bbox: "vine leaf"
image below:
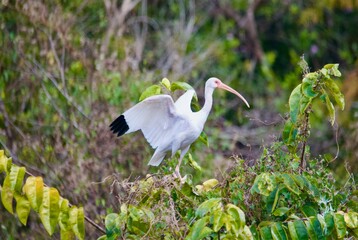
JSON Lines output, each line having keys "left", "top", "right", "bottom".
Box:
{"left": 23, "top": 176, "right": 44, "bottom": 212}
{"left": 14, "top": 194, "right": 31, "bottom": 225}
{"left": 69, "top": 206, "right": 85, "bottom": 240}
{"left": 1, "top": 174, "right": 14, "bottom": 213}
{"left": 39, "top": 187, "right": 60, "bottom": 235}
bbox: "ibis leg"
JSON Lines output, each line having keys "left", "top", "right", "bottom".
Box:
{"left": 174, "top": 145, "right": 190, "bottom": 181}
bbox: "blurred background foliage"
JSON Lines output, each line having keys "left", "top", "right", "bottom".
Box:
{"left": 0, "top": 0, "right": 357, "bottom": 238}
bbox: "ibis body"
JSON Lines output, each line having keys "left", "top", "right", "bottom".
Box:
{"left": 110, "top": 78, "right": 249, "bottom": 178}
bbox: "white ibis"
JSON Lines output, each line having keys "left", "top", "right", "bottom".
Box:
{"left": 110, "top": 77, "right": 250, "bottom": 179}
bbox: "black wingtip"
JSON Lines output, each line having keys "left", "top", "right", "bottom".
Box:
{"left": 110, "top": 115, "right": 129, "bottom": 137}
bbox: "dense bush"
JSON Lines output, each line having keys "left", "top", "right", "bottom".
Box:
{"left": 1, "top": 0, "right": 357, "bottom": 238}
{"left": 1, "top": 63, "right": 357, "bottom": 239}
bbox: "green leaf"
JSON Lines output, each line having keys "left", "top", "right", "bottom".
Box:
{"left": 187, "top": 153, "right": 202, "bottom": 172}
{"left": 250, "top": 225, "right": 260, "bottom": 240}
{"left": 282, "top": 120, "right": 298, "bottom": 150}
{"left": 299, "top": 95, "right": 312, "bottom": 114}
{"left": 1, "top": 175, "right": 14, "bottom": 214}
{"left": 161, "top": 78, "right": 171, "bottom": 90}
{"left": 324, "top": 213, "right": 334, "bottom": 236}
{"left": 9, "top": 165, "right": 26, "bottom": 192}
{"left": 198, "top": 131, "right": 209, "bottom": 147}
{"left": 289, "top": 84, "right": 302, "bottom": 123}
{"left": 344, "top": 211, "right": 358, "bottom": 229}
{"left": 324, "top": 94, "right": 335, "bottom": 125}
{"left": 266, "top": 185, "right": 282, "bottom": 213}
{"left": 186, "top": 216, "right": 212, "bottom": 240}
{"left": 288, "top": 220, "right": 308, "bottom": 240}
{"left": 334, "top": 213, "right": 346, "bottom": 239}
{"left": 139, "top": 84, "right": 161, "bottom": 101}
{"left": 305, "top": 217, "right": 324, "bottom": 240}
{"left": 301, "top": 204, "right": 318, "bottom": 217}
{"left": 23, "top": 176, "right": 44, "bottom": 212}
{"left": 69, "top": 206, "right": 85, "bottom": 240}
{"left": 290, "top": 175, "right": 309, "bottom": 190}
{"left": 195, "top": 198, "right": 222, "bottom": 217}
{"left": 271, "top": 222, "right": 288, "bottom": 240}
{"left": 302, "top": 82, "right": 318, "bottom": 98}
{"left": 105, "top": 213, "right": 121, "bottom": 238}
{"left": 259, "top": 226, "right": 273, "bottom": 240}
{"left": 281, "top": 174, "right": 300, "bottom": 195}
{"left": 14, "top": 194, "right": 31, "bottom": 225}
{"left": 295, "top": 220, "right": 309, "bottom": 239}
{"left": 272, "top": 207, "right": 290, "bottom": 217}
{"left": 39, "top": 187, "right": 60, "bottom": 236}
{"left": 171, "top": 81, "right": 194, "bottom": 92}
{"left": 324, "top": 77, "right": 345, "bottom": 110}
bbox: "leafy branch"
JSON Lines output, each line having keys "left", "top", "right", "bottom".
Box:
{"left": 0, "top": 150, "right": 104, "bottom": 239}
{"left": 283, "top": 62, "right": 345, "bottom": 172}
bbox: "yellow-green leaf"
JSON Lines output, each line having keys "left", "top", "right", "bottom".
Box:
{"left": 281, "top": 174, "right": 300, "bottom": 195}
{"left": 70, "top": 206, "right": 85, "bottom": 240}
{"left": 227, "top": 204, "right": 246, "bottom": 232}
{"left": 139, "top": 85, "right": 161, "bottom": 101}
{"left": 161, "top": 78, "right": 171, "bottom": 90}
{"left": 9, "top": 165, "right": 26, "bottom": 192}
{"left": 59, "top": 198, "right": 71, "bottom": 231}
{"left": 202, "top": 179, "right": 219, "bottom": 191}
{"left": 1, "top": 175, "right": 14, "bottom": 213}
{"left": 323, "top": 63, "right": 341, "bottom": 77}
{"left": 289, "top": 84, "right": 302, "bottom": 123}
{"left": 0, "top": 150, "right": 12, "bottom": 174}
{"left": 0, "top": 150, "right": 11, "bottom": 173}
{"left": 324, "top": 77, "right": 345, "bottom": 110}
{"left": 344, "top": 211, "right": 358, "bottom": 229}
{"left": 334, "top": 213, "right": 347, "bottom": 239}
{"left": 14, "top": 194, "right": 31, "bottom": 225}
{"left": 39, "top": 187, "right": 60, "bottom": 235}
{"left": 324, "top": 94, "right": 335, "bottom": 125}
{"left": 23, "top": 176, "right": 44, "bottom": 212}
{"left": 60, "top": 229, "right": 76, "bottom": 240}
{"left": 196, "top": 198, "right": 222, "bottom": 217}
{"left": 187, "top": 153, "right": 202, "bottom": 172}
{"left": 212, "top": 211, "right": 225, "bottom": 232}
{"left": 272, "top": 207, "right": 290, "bottom": 217}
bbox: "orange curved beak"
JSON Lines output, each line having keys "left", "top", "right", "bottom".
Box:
{"left": 217, "top": 82, "right": 250, "bottom": 108}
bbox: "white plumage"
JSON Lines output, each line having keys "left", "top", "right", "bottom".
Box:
{"left": 110, "top": 77, "right": 249, "bottom": 179}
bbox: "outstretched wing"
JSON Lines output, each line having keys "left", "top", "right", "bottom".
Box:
{"left": 174, "top": 89, "right": 195, "bottom": 115}
{"left": 110, "top": 95, "right": 179, "bottom": 149}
